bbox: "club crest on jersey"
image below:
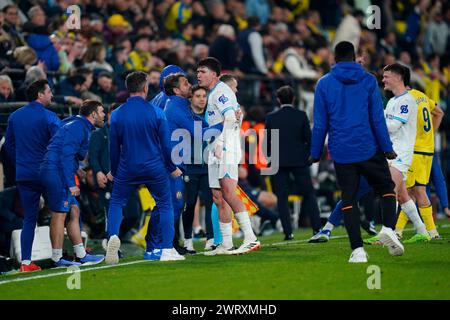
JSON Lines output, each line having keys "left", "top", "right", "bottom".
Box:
{"left": 208, "top": 110, "right": 215, "bottom": 116}
{"left": 400, "top": 105, "right": 408, "bottom": 114}
{"left": 218, "top": 94, "right": 229, "bottom": 104}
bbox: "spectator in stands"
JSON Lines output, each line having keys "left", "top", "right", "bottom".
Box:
{"left": 245, "top": 0, "right": 270, "bottom": 25}
{"left": 205, "top": 0, "right": 232, "bottom": 32}
{"left": 107, "top": 45, "right": 129, "bottom": 91}
{"left": 56, "top": 74, "right": 85, "bottom": 99}
{"left": 238, "top": 16, "right": 268, "bottom": 75}
{"left": 165, "top": 0, "right": 193, "bottom": 33}
{"left": 84, "top": 41, "right": 113, "bottom": 72}
{"left": 24, "top": 6, "right": 60, "bottom": 73}
{"left": 210, "top": 24, "right": 240, "bottom": 73}
{"left": 332, "top": 9, "right": 365, "bottom": 52}
{"left": 104, "top": 14, "right": 132, "bottom": 45}
{"left": 0, "top": 75, "right": 14, "bottom": 102}
{"left": 93, "top": 71, "right": 116, "bottom": 105}
{"left": 11, "top": 46, "right": 37, "bottom": 70}
{"left": 14, "top": 66, "right": 46, "bottom": 101}
{"left": 0, "top": 11, "right": 14, "bottom": 62}
{"left": 1, "top": 4, "right": 25, "bottom": 50}
{"left": 126, "top": 34, "right": 157, "bottom": 72}
{"left": 59, "top": 38, "right": 86, "bottom": 74}
{"left": 147, "top": 69, "right": 161, "bottom": 101}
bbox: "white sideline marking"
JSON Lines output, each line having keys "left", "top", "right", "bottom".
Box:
{"left": 1, "top": 225, "right": 448, "bottom": 286}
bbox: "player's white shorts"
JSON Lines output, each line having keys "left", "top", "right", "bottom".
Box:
{"left": 208, "top": 150, "right": 239, "bottom": 188}
{"left": 387, "top": 152, "right": 413, "bottom": 181}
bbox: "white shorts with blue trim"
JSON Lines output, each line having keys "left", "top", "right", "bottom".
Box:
{"left": 387, "top": 151, "right": 413, "bottom": 181}
{"left": 207, "top": 150, "right": 239, "bottom": 188}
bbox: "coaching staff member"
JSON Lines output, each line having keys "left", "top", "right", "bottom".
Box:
{"left": 265, "top": 85, "right": 321, "bottom": 241}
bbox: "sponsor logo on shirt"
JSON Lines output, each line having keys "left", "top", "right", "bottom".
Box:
{"left": 400, "top": 105, "right": 409, "bottom": 114}
{"left": 208, "top": 110, "right": 215, "bottom": 116}
{"left": 218, "top": 94, "right": 229, "bottom": 104}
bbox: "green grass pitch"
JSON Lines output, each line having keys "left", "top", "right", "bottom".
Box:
{"left": 1, "top": 220, "right": 449, "bottom": 300}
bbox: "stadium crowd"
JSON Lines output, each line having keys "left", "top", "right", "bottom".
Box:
{"left": 0, "top": 0, "right": 450, "bottom": 268}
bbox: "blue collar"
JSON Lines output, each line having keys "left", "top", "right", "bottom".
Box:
{"left": 127, "top": 96, "right": 146, "bottom": 103}
{"left": 29, "top": 101, "right": 46, "bottom": 109}
{"left": 394, "top": 91, "right": 408, "bottom": 99}
{"left": 76, "top": 115, "right": 95, "bottom": 131}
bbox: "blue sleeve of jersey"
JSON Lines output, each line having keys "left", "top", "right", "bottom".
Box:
{"left": 47, "top": 111, "right": 62, "bottom": 137}
{"left": 60, "top": 126, "right": 81, "bottom": 188}
{"left": 156, "top": 109, "right": 177, "bottom": 173}
{"left": 109, "top": 112, "right": 121, "bottom": 177}
{"left": 311, "top": 80, "right": 328, "bottom": 159}
{"left": 368, "top": 77, "right": 393, "bottom": 153}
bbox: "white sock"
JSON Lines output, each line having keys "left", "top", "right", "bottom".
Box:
{"left": 52, "top": 249, "right": 63, "bottom": 262}
{"left": 323, "top": 222, "right": 335, "bottom": 232}
{"left": 235, "top": 211, "right": 257, "bottom": 243}
{"left": 400, "top": 200, "right": 427, "bottom": 234}
{"left": 73, "top": 243, "right": 86, "bottom": 258}
{"left": 219, "top": 221, "right": 233, "bottom": 249}
{"left": 193, "top": 226, "right": 201, "bottom": 234}
{"left": 22, "top": 260, "right": 31, "bottom": 265}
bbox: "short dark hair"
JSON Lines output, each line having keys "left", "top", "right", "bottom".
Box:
{"left": 219, "top": 74, "right": 236, "bottom": 85}
{"left": 191, "top": 85, "right": 207, "bottom": 95}
{"left": 2, "top": 4, "right": 17, "bottom": 13}
{"left": 74, "top": 67, "right": 92, "bottom": 77}
{"left": 79, "top": 99, "right": 103, "bottom": 117}
{"left": 334, "top": 41, "right": 356, "bottom": 62}
{"left": 197, "top": 57, "right": 221, "bottom": 77}
{"left": 163, "top": 73, "right": 186, "bottom": 96}
{"left": 383, "top": 63, "right": 408, "bottom": 81}
{"left": 26, "top": 79, "right": 49, "bottom": 102}
{"left": 125, "top": 71, "right": 148, "bottom": 93}
{"left": 402, "top": 65, "right": 411, "bottom": 86}
{"left": 68, "top": 75, "right": 86, "bottom": 87}
{"left": 276, "top": 85, "right": 295, "bottom": 105}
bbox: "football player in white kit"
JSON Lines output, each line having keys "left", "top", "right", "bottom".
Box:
{"left": 381, "top": 63, "right": 430, "bottom": 242}
{"left": 196, "top": 57, "right": 261, "bottom": 255}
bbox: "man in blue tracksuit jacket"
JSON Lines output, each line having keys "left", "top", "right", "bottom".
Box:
{"left": 310, "top": 41, "right": 401, "bottom": 262}
{"left": 150, "top": 64, "right": 186, "bottom": 109}
{"left": 106, "top": 71, "right": 183, "bottom": 264}
{"left": 40, "top": 100, "right": 106, "bottom": 267}
{"left": 4, "top": 79, "right": 60, "bottom": 272}
{"left": 163, "top": 73, "right": 222, "bottom": 254}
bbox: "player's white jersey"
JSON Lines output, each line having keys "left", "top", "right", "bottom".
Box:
{"left": 206, "top": 81, "right": 241, "bottom": 158}
{"left": 384, "top": 91, "right": 417, "bottom": 156}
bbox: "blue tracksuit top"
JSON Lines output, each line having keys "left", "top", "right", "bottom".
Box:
{"left": 41, "top": 115, "right": 95, "bottom": 188}
{"left": 311, "top": 62, "right": 393, "bottom": 164}
{"left": 110, "top": 96, "right": 177, "bottom": 182}
{"left": 5, "top": 101, "right": 61, "bottom": 182}
{"left": 164, "top": 95, "right": 222, "bottom": 171}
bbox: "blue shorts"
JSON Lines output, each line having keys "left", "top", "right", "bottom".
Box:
{"left": 40, "top": 168, "right": 78, "bottom": 213}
